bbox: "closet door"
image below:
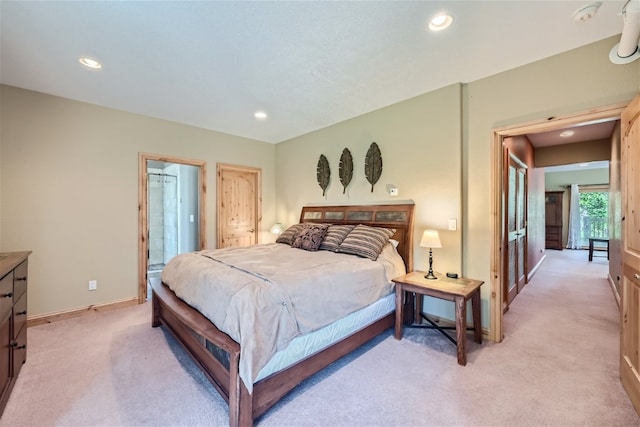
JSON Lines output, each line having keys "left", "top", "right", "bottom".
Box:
{"left": 504, "top": 153, "right": 527, "bottom": 308}
{"left": 216, "top": 163, "right": 262, "bottom": 248}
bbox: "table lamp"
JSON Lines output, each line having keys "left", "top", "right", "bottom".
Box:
{"left": 270, "top": 223, "right": 285, "bottom": 236}
{"left": 420, "top": 229, "right": 442, "bottom": 279}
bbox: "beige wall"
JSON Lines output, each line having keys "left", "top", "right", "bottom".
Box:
{"left": 535, "top": 139, "right": 611, "bottom": 167}
{"left": 2, "top": 35, "right": 638, "bottom": 328}
{"left": 278, "top": 35, "right": 638, "bottom": 330}
{"left": 609, "top": 122, "right": 622, "bottom": 298}
{"left": 465, "top": 35, "right": 637, "bottom": 329}
{"left": 276, "top": 83, "right": 463, "bottom": 320}
{"left": 0, "top": 85, "right": 276, "bottom": 317}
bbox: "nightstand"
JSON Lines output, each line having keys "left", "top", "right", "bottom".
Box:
{"left": 393, "top": 271, "right": 483, "bottom": 366}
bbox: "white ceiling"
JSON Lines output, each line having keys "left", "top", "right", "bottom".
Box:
{"left": 0, "top": 1, "right": 628, "bottom": 143}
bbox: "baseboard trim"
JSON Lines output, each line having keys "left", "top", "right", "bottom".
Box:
{"left": 27, "top": 297, "right": 139, "bottom": 327}
{"left": 608, "top": 273, "right": 621, "bottom": 308}
{"left": 526, "top": 253, "right": 547, "bottom": 283}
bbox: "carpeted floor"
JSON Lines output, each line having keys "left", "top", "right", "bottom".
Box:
{"left": 1, "top": 249, "right": 638, "bottom": 426}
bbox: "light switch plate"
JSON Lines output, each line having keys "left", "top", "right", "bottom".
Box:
{"left": 448, "top": 219, "right": 457, "bottom": 231}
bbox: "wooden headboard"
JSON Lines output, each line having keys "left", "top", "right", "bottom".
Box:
{"left": 299, "top": 203, "right": 415, "bottom": 271}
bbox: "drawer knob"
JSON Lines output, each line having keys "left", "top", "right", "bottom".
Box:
{"left": 1, "top": 292, "right": 12, "bottom": 298}
{"left": 16, "top": 310, "right": 26, "bottom": 316}
{"left": 16, "top": 277, "right": 26, "bottom": 282}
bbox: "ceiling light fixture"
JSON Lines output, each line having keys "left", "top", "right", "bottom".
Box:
{"left": 560, "top": 130, "right": 575, "bottom": 137}
{"left": 610, "top": 0, "right": 640, "bottom": 64}
{"left": 428, "top": 13, "right": 453, "bottom": 31}
{"left": 78, "top": 57, "right": 102, "bottom": 70}
{"left": 254, "top": 111, "right": 267, "bottom": 120}
{"left": 579, "top": 163, "right": 590, "bottom": 167}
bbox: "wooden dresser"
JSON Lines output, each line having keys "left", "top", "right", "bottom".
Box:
{"left": 545, "top": 191, "right": 564, "bottom": 250}
{"left": 0, "top": 251, "right": 30, "bottom": 415}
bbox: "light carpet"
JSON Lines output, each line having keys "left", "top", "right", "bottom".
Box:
{"left": 1, "top": 250, "right": 638, "bottom": 426}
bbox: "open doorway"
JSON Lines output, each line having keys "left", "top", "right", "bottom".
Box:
{"left": 138, "top": 153, "right": 207, "bottom": 303}
{"left": 490, "top": 102, "right": 626, "bottom": 342}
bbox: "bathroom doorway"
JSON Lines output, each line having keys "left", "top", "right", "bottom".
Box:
{"left": 138, "top": 153, "right": 206, "bottom": 302}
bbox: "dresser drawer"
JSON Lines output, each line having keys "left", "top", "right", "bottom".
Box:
{"left": 0, "top": 274, "right": 13, "bottom": 319}
{"left": 13, "top": 261, "right": 27, "bottom": 301}
{"left": 12, "top": 326, "right": 26, "bottom": 378}
{"left": 13, "top": 293, "right": 27, "bottom": 340}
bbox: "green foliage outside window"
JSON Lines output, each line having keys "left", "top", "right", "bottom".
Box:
{"left": 579, "top": 192, "right": 608, "bottom": 218}
{"left": 579, "top": 191, "right": 608, "bottom": 240}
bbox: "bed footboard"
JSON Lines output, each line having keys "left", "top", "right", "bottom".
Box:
{"left": 151, "top": 280, "right": 395, "bottom": 426}
{"left": 151, "top": 281, "right": 253, "bottom": 427}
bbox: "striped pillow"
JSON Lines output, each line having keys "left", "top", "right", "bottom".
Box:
{"left": 336, "top": 224, "right": 396, "bottom": 260}
{"left": 275, "top": 223, "right": 304, "bottom": 245}
{"left": 319, "top": 225, "right": 355, "bottom": 251}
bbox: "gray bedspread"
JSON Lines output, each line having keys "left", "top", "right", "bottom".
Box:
{"left": 160, "top": 243, "right": 402, "bottom": 393}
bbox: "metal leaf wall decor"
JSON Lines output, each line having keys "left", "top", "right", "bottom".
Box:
{"left": 364, "top": 142, "right": 382, "bottom": 192}
{"left": 316, "top": 154, "right": 330, "bottom": 196}
{"left": 339, "top": 148, "right": 353, "bottom": 194}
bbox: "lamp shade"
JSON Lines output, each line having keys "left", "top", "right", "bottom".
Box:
{"left": 270, "top": 223, "right": 285, "bottom": 235}
{"left": 420, "top": 229, "right": 442, "bottom": 248}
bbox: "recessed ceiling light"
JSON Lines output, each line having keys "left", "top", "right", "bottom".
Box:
{"left": 428, "top": 13, "right": 453, "bottom": 31}
{"left": 78, "top": 57, "right": 102, "bottom": 70}
{"left": 254, "top": 111, "right": 268, "bottom": 120}
{"left": 560, "top": 130, "right": 574, "bottom": 137}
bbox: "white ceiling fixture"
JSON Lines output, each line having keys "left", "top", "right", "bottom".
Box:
{"left": 428, "top": 13, "right": 453, "bottom": 32}
{"left": 609, "top": 0, "right": 640, "bottom": 64}
{"left": 254, "top": 111, "right": 268, "bottom": 120}
{"left": 78, "top": 57, "right": 102, "bottom": 70}
{"left": 560, "top": 130, "right": 575, "bottom": 137}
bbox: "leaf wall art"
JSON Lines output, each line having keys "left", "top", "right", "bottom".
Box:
{"left": 364, "top": 142, "right": 382, "bottom": 192}
{"left": 339, "top": 148, "right": 353, "bottom": 194}
{"left": 316, "top": 154, "right": 330, "bottom": 196}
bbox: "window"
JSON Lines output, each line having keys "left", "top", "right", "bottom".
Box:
{"left": 579, "top": 186, "right": 609, "bottom": 247}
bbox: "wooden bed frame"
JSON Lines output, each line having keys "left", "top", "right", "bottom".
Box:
{"left": 151, "top": 203, "right": 415, "bottom": 426}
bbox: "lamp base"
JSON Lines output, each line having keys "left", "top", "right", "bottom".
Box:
{"left": 424, "top": 270, "right": 437, "bottom": 280}
{"left": 424, "top": 248, "right": 437, "bottom": 279}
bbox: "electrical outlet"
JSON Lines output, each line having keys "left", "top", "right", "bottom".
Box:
{"left": 88, "top": 280, "right": 97, "bottom": 291}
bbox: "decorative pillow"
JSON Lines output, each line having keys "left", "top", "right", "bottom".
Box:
{"left": 337, "top": 224, "right": 396, "bottom": 260}
{"left": 275, "top": 223, "right": 304, "bottom": 245}
{"left": 319, "top": 224, "right": 355, "bottom": 251}
{"left": 292, "top": 223, "right": 330, "bottom": 251}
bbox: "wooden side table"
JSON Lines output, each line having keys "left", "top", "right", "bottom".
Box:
{"left": 588, "top": 238, "right": 609, "bottom": 261}
{"left": 393, "top": 271, "right": 483, "bottom": 366}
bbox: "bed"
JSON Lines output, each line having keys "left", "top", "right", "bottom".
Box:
{"left": 151, "top": 203, "right": 415, "bottom": 426}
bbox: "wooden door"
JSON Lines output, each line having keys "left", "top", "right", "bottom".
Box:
{"left": 620, "top": 95, "right": 640, "bottom": 415}
{"left": 217, "top": 163, "right": 261, "bottom": 248}
{"left": 504, "top": 152, "right": 527, "bottom": 308}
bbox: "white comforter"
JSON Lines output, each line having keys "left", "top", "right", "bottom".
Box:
{"left": 161, "top": 242, "right": 404, "bottom": 393}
